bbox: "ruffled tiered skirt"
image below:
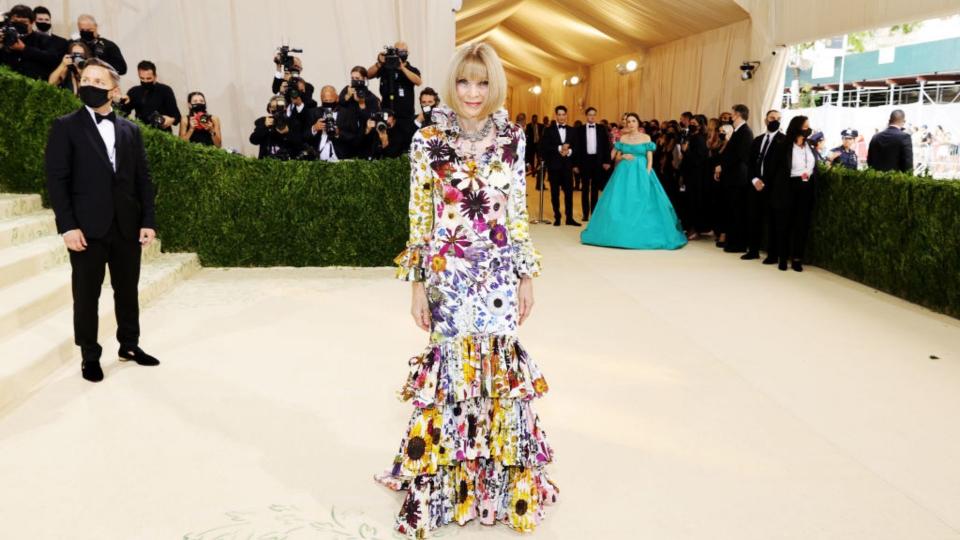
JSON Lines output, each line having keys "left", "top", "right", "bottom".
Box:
{"left": 376, "top": 334, "right": 558, "bottom": 537}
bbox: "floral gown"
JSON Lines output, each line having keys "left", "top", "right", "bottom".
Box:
{"left": 376, "top": 105, "right": 558, "bottom": 537}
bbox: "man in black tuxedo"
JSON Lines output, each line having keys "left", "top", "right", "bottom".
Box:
{"left": 305, "top": 85, "right": 360, "bottom": 160}
{"left": 539, "top": 105, "right": 580, "bottom": 226}
{"left": 714, "top": 103, "right": 754, "bottom": 252}
{"left": 867, "top": 109, "right": 913, "bottom": 173}
{"left": 573, "top": 107, "right": 612, "bottom": 221}
{"left": 744, "top": 109, "right": 785, "bottom": 262}
{"left": 45, "top": 59, "right": 160, "bottom": 383}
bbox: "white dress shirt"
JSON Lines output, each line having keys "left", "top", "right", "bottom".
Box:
{"left": 311, "top": 110, "right": 340, "bottom": 162}
{"left": 85, "top": 105, "right": 116, "bottom": 172}
{"left": 790, "top": 143, "right": 815, "bottom": 178}
{"left": 586, "top": 123, "right": 597, "bottom": 155}
{"left": 556, "top": 124, "right": 567, "bottom": 154}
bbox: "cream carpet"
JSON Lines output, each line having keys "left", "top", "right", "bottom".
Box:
{"left": 2, "top": 197, "right": 960, "bottom": 539}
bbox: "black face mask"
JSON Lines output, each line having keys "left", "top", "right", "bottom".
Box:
{"left": 78, "top": 85, "right": 110, "bottom": 108}
{"left": 191, "top": 103, "right": 207, "bottom": 113}
{"left": 398, "top": 51, "right": 408, "bottom": 61}
{"left": 767, "top": 120, "right": 780, "bottom": 132}
{"left": 35, "top": 22, "right": 52, "bottom": 32}
{"left": 140, "top": 80, "right": 155, "bottom": 88}
{"left": 79, "top": 29, "right": 96, "bottom": 41}
{"left": 12, "top": 22, "right": 28, "bottom": 34}
{"left": 801, "top": 128, "right": 813, "bottom": 138}
{"left": 322, "top": 101, "right": 337, "bottom": 109}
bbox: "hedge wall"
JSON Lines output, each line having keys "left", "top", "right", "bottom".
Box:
{"left": 1, "top": 68, "right": 958, "bottom": 317}
{"left": 0, "top": 67, "right": 409, "bottom": 266}
{"left": 808, "top": 166, "right": 960, "bottom": 318}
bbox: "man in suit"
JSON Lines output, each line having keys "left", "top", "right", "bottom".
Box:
{"left": 525, "top": 114, "right": 543, "bottom": 188}
{"left": 540, "top": 105, "right": 580, "bottom": 226}
{"left": 573, "top": 107, "right": 612, "bottom": 221}
{"left": 45, "top": 58, "right": 160, "bottom": 383}
{"left": 867, "top": 109, "right": 913, "bottom": 173}
{"left": 714, "top": 103, "right": 754, "bottom": 252}
{"left": 744, "top": 109, "right": 784, "bottom": 262}
{"left": 305, "top": 85, "right": 360, "bottom": 160}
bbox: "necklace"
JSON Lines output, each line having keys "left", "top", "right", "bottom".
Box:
{"left": 455, "top": 117, "right": 493, "bottom": 157}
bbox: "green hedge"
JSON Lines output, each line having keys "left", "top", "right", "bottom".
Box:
{"left": 0, "top": 67, "right": 409, "bottom": 266}
{"left": 808, "top": 166, "right": 960, "bottom": 318}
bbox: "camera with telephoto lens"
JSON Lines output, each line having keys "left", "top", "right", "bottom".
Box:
{"left": 285, "top": 77, "right": 304, "bottom": 102}
{"left": 270, "top": 108, "right": 288, "bottom": 132}
{"left": 350, "top": 78, "right": 367, "bottom": 99}
{"left": 382, "top": 45, "right": 401, "bottom": 70}
{"left": 276, "top": 45, "right": 303, "bottom": 72}
{"left": 1, "top": 15, "right": 24, "bottom": 48}
{"left": 321, "top": 107, "right": 337, "bottom": 136}
{"left": 146, "top": 111, "right": 166, "bottom": 129}
{"left": 68, "top": 52, "right": 87, "bottom": 70}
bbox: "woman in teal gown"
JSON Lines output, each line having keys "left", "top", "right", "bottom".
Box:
{"left": 580, "top": 112, "right": 687, "bottom": 250}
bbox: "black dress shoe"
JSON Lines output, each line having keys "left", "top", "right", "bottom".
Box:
{"left": 715, "top": 240, "right": 726, "bottom": 248}
{"left": 566, "top": 219, "right": 581, "bottom": 227}
{"left": 723, "top": 245, "right": 746, "bottom": 253}
{"left": 778, "top": 260, "right": 788, "bottom": 271}
{"left": 792, "top": 260, "right": 804, "bottom": 272}
{"left": 553, "top": 219, "right": 561, "bottom": 227}
{"left": 118, "top": 346, "right": 160, "bottom": 366}
{"left": 81, "top": 358, "right": 104, "bottom": 383}
{"left": 740, "top": 251, "right": 759, "bottom": 260}
{"left": 762, "top": 256, "right": 777, "bottom": 265}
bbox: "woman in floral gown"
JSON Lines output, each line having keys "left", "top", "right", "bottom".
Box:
{"left": 375, "top": 43, "right": 558, "bottom": 537}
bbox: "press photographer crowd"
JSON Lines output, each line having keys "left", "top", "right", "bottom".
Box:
{"left": 0, "top": 4, "right": 437, "bottom": 161}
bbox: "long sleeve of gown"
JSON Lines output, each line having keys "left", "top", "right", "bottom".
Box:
{"left": 506, "top": 129, "right": 542, "bottom": 278}
{"left": 394, "top": 131, "right": 434, "bottom": 281}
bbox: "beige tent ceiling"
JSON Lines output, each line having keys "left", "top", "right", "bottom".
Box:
{"left": 456, "top": 0, "right": 750, "bottom": 84}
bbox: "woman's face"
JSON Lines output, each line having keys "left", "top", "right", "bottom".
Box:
{"left": 190, "top": 95, "right": 206, "bottom": 107}
{"left": 625, "top": 116, "right": 639, "bottom": 132}
{"left": 456, "top": 78, "right": 488, "bottom": 119}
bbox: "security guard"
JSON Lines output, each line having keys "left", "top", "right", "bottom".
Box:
{"left": 828, "top": 128, "right": 859, "bottom": 170}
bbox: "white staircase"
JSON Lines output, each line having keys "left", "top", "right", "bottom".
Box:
{"left": 0, "top": 193, "right": 200, "bottom": 413}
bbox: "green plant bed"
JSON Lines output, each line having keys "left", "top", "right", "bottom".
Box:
{"left": 808, "top": 166, "right": 960, "bottom": 318}
{"left": 0, "top": 67, "right": 409, "bottom": 267}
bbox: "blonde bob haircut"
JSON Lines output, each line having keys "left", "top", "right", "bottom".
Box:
{"left": 444, "top": 43, "right": 507, "bottom": 119}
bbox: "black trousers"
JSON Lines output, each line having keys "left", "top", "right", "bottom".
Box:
{"left": 548, "top": 163, "right": 575, "bottom": 221}
{"left": 744, "top": 183, "right": 770, "bottom": 253}
{"left": 774, "top": 176, "right": 815, "bottom": 261}
{"left": 722, "top": 182, "right": 748, "bottom": 249}
{"left": 579, "top": 154, "right": 605, "bottom": 219}
{"left": 69, "top": 221, "right": 142, "bottom": 356}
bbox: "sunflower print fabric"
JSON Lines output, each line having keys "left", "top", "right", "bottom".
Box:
{"left": 377, "top": 105, "right": 557, "bottom": 537}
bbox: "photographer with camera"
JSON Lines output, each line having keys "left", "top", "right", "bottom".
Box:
{"left": 367, "top": 41, "right": 421, "bottom": 128}
{"left": 75, "top": 14, "right": 126, "bottom": 75}
{"left": 339, "top": 65, "right": 381, "bottom": 125}
{"left": 413, "top": 87, "right": 439, "bottom": 129}
{"left": 33, "top": 6, "right": 68, "bottom": 57}
{"left": 272, "top": 48, "right": 315, "bottom": 101}
{"left": 305, "top": 85, "right": 359, "bottom": 161}
{"left": 48, "top": 40, "right": 92, "bottom": 94}
{"left": 118, "top": 60, "right": 180, "bottom": 133}
{"left": 361, "top": 108, "right": 413, "bottom": 159}
{"left": 280, "top": 75, "right": 317, "bottom": 129}
{"left": 1, "top": 4, "right": 60, "bottom": 80}
{"left": 179, "top": 92, "right": 222, "bottom": 148}
{"left": 250, "top": 94, "right": 303, "bottom": 160}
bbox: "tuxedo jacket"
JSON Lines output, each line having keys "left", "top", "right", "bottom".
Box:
{"left": 719, "top": 123, "right": 754, "bottom": 186}
{"left": 539, "top": 124, "right": 579, "bottom": 170}
{"left": 574, "top": 123, "right": 612, "bottom": 167}
{"left": 867, "top": 126, "right": 913, "bottom": 173}
{"left": 45, "top": 107, "right": 156, "bottom": 240}
{"left": 304, "top": 105, "right": 360, "bottom": 159}
{"left": 749, "top": 131, "right": 786, "bottom": 182}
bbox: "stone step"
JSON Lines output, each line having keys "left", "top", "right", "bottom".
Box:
{"left": 0, "top": 210, "right": 58, "bottom": 249}
{"left": 0, "top": 234, "right": 162, "bottom": 290}
{"left": 0, "top": 193, "right": 43, "bottom": 220}
{"left": 0, "top": 252, "right": 201, "bottom": 414}
{"left": 0, "top": 240, "right": 166, "bottom": 342}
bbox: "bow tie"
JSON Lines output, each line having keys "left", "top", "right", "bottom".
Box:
{"left": 95, "top": 111, "right": 116, "bottom": 124}
{"left": 588, "top": 124, "right": 596, "bottom": 128}
{"left": 558, "top": 125, "right": 566, "bottom": 130}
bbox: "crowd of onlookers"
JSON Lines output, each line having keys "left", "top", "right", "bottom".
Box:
{"left": 1, "top": 4, "right": 439, "bottom": 160}
{"left": 516, "top": 103, "right": 916, "bottom": 271}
